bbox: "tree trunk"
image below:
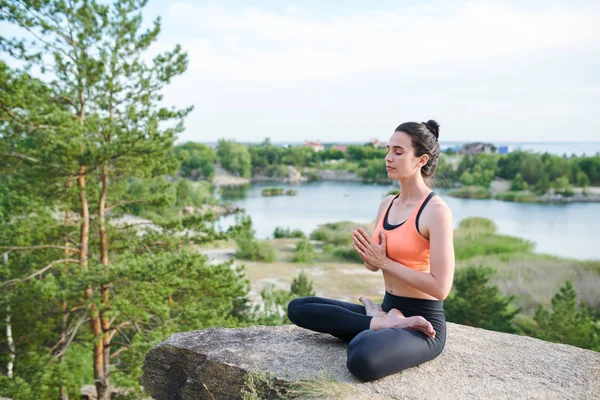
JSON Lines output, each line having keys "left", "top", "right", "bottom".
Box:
{"left": 78, "top": 167, "right": 107, "bottom": 399}
{"left": 60, "top": 190, "right": 72, "bottom": 400}
{"left": 3, "top": 252, "right": 15, "bottom": 379}
{"left": 99, "top": 166, "right": 111, "bottom": 400}
{"left": 5, "top": 301, "right": 15, "bottom": 379}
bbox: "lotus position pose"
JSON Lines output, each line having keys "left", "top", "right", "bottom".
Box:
{"left": 288, "top": 120, "right": 455, "bottom": 381}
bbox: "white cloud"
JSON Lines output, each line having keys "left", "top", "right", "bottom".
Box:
{"left": 150, "top": 1, "right": 600, "bottom": 142}
{"left": 164, "top": 1, "right": 600, "bottom": 81}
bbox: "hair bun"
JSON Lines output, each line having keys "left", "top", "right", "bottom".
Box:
{"left": 423, "top": 120, "right": 440, "bottom": 139}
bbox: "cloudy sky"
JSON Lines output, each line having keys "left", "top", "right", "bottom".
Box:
{"left": 141, "top": 0, "right": 600, "bottom": 144}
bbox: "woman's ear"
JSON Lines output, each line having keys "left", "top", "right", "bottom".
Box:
{"left": 420, "top": 154, "right": 430, "bottom": 167}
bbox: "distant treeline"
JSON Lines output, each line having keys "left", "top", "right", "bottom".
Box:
{"left": 175, "top": 139, "right": 600, "bottom": 190}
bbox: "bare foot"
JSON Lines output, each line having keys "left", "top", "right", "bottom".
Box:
{"left": 369, "top": 308, "right": 436, "bottom": 338}
{"left": 359, "top": 296, "right": 388, "bottom": 318}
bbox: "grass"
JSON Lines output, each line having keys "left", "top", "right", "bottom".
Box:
{"left": 241, "top": 367, "right": 376, "bottom": 400}
{"left": 446, "top": 185, "right": 491, "bottom": 199}
{"left": 495, "top": 191, "right": 539, "bottom": 202}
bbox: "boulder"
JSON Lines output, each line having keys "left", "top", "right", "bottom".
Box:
{"left": 141, "top": 324, "right": 600, "bottom": 399}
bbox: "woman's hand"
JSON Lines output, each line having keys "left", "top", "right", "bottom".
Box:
{"left": 352, "top": 228, "right": 388, "bottom": 269}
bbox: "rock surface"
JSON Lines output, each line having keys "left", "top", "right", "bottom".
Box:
{"left": 141, "top": 324, "right": 599, "bottom": 400}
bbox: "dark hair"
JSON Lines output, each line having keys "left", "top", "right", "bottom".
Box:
{"left": 394, "top": 120, "right": 441, "bottom": 187}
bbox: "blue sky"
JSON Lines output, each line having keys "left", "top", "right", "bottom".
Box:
{"left": 4, "top": 1, "right": 600, "bottom": 143}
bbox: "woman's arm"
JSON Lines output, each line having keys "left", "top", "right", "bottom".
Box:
{"left": 380, "top": 201, "right": 455, "bottom": 300}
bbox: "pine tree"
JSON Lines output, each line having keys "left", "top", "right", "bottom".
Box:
{"left": 534, "top": 281, "right": 599, "bottom": 351}
{"left": 0, "top": 2, "right": 249, "bottom": 399}
{"left": 445, "top": 266, "right": 520, "bottom": 333}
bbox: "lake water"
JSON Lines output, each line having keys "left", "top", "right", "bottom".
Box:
{"left": 216, "top": 181, "right": 600, "bottom": 261}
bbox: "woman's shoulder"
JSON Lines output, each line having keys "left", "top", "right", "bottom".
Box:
{"left": 425, "top": 193, "right": 453, "bottom": 220}
{"left": 379, "top": 194, "right": 396, "bottom": 211}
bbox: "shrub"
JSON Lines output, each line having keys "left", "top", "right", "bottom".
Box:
{"left": 445, "top": 266, "right": 520, "bottom": 333}
{"left": 292, "top": 239, "right": 315, "bottom": 263}
{"left": 273, "top": 227, "right": 305, "bottom": 239}
{"left": 495, "top": 191, "right": 538, "bottom": 203}
{"left": 446, "top": 185, "right": 491, "bottom": 199}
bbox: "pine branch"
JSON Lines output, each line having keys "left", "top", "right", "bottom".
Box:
{"left": 109, "top": 346, "right": 129, "bottom": 359}
{"left": 105, "top": 199, "right": 150, "bottom": 212}
{"left": 1, "top": 153, "right": 70, "bottom": 173}
{"left": 0, "top": 7, "right": 76, "bottom": 64}
{"left": 1, "top": 259, "right": 79, "bottom": 288}
{"left": 0, "top": 245, "right": 80, "bottom": 253}
{"left": 0, "top": 104, "right": 52, "bottom": 132}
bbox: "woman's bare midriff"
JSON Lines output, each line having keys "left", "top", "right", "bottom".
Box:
{"left": 383, "top": 271, "right": 439, "bottom": 300}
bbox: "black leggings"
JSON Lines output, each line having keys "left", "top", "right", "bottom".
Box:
{"left": 287, "top": 292, "right": 446, "bottom": 381}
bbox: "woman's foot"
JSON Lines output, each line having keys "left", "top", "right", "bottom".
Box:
{"left": 369, "top": 308, "right": 436, "bottom": 338}
{"left": 359, "top": 297, "right": 387, "bottom": 318}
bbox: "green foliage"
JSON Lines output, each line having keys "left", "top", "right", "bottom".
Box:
{"left": 273, "top": 227, "right": 306, "bottom": 239}
{"left": 262, "top": 188, "right": 285, "bottom": 196}
{"left": 174, "top": 142, "right": 216, "bottom": 179}
{"left": 332, "top": 246, "right": 364, "bottom": 263}
{"left": 345, "top": 145, "right": 387, "bottom": 162}
{"left": 309, "top": 221, "right": 356, "bottom": 246}
{"left": 532, "top": 281, "right": 600, "bottom": 351}
{"left": 454, "top": 218, "right": 534, "bottom": 260}
{"left": 292, "top": 239, "right": 315, "bottom": 263}
{"left": 445, "top": 266, "right": 520, "bottom": 333}
{"left": 252, "top": 271, "right": 315, "bottom": 326}
{"left": 446, "top": 186, "right": 491, "bottom": 199}
{"left": 218, "top": 139, "right": 252, "bottom": 178}
{"left": 308, "top": 221, "right": 367, "bottom": 263}
{"left": 357, "top": 159, "right": 388, "bottom": 182}
{"left": 290, "top": 270, "right": 315, "bottom": 298}
{"left": 510, "top": 173, "right": 527, "bottom": 191}
{"left": 281, "top": 146, "right": 318, "bottom": 169}
{"left": 0, "top": 1, "right": 254, "bottom": 398}
{"left": 234, "top": 216, "right": 277, "bottom": 262}
{"left": 495, "top": 191, "right": 538, "bottom": 202}
{"left": 458, "top": 217, "right": 497, "bottom": 234}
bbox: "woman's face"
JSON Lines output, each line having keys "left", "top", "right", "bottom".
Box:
{"left": 384, "top": 131, "right": 428, "bottom": 180}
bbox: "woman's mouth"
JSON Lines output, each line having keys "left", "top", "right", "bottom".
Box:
{"left": 386, "top": 166, "right": 395, "bottom": 170}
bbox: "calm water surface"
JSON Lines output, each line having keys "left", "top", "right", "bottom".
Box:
{"left": 216, "top": 181, "right": 600, "bottom": 261}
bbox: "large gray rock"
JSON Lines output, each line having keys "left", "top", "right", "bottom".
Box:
{"left": 141, "top": 323, "right": 600, "bottom": 400}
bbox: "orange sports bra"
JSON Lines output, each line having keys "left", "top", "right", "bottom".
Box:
{"left": 371, "top": 191, "right": 437, "bottom": 273}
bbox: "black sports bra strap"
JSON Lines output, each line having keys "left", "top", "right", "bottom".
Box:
{"left": 415, "top": 191, "right": 437, "bottom": 232}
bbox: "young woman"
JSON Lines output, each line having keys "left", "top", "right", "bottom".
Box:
{"left": 287, "top": 120, "right": 455, "bottom": 381}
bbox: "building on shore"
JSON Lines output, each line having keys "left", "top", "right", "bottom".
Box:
{"left": 461, "top": 142, "right": 497, "bottom": 155}
{"left": 304, "top": 141, "right": 325, "bottom": 152}
{"left": 370, "top": 138, "right": 387, "bottom": 148}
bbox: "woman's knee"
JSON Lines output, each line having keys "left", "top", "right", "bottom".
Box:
{"left": 287, "top": 297, "right": 312, "bottom": 324}
{"left": 346, "top": 333, "right": 383, "bottom": 381}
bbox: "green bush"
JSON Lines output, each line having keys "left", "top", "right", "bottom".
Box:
{"left": 458, "top": 217, "right": 497, "bottom": 234}
{"left": 234, "top": 216, "right": 277, "bottom": 262}
{"left": 455, "top": 234, "right": 534, "bottom": 260}
{"left": 446, "top": 185, "right": 491, "bottom": 199}
{"left": 495, "top": 191, "right": 538, "bottom": 203}
{"left": 262, "top": 188, "right": 284, "bottom": 196}
{"left": 332, "top": 245, "right": 363, "bottom": 263}
{"left": 533, "top": 281, "right": 600, "bottom": 351}
{"left": 445, "top": 266, "right": 520, "bottom": 333}
{"left": 235, "top": 233, "right": 277, "bottom": 262}
{"left": 292, "top": 239, "right": 315, "bottom": 263}
{"left": 273, "top": 227, "right": 305, "bottom": 239}
{"left": 309, "top": 221, "right": 357, "bottom": 246}
{"left": 252, "top": 271, "right": 316, "bottom": 326}
{"left": 285, "top": 189, "right": 298, "bottom": 196}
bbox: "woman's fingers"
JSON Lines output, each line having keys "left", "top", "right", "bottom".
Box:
{"left": 356, "top": 228, "right": 374, "bottom": 245}
{"left": 352, "top": 230, "right": 370, "bottom": 249}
